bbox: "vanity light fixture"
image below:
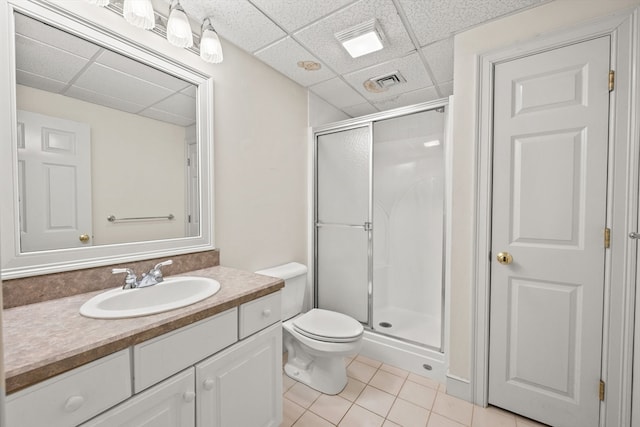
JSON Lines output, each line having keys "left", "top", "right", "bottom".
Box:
{"left": 199, "top": 18, "right": 223, "bottom": 63}
{"left": 84, "top": 0, "right": 110, "bottom": 6}
{"left": 123, "top": 0, "right": 155, "bottom": 30}
{"left": 167, "top": 0, "right": 193, "bottom": 48}
{"left": 335, "top": 19, "right": 385, "bottom": 58}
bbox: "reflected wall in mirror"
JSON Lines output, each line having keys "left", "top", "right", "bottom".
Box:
{"left": 15, "top": 12, "right": 199, "bottom": 252}
{"left": 0, "top": 0, "right": 214, "bottom": 279}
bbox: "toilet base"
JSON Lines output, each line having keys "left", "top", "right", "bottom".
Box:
{"left": 284, "top": 352, "right": 348, "bottom": 395}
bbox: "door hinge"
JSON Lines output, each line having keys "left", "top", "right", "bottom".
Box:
{"left": 187, "top": 158, "right": 191, "bottom": 166}
{"left": 609, "top": 70, "right": 615, "bottom": 91}
{"left": 604, "top": 228, "right": 611, "bottom": 248}
{"left": 599, "top": 380, "right": 605, "bottom": 401}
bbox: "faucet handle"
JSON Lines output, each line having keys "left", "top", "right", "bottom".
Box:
{"left": 153, "top": 259, "right": 173, "bottom": 270}
{"left": 149, "top": 259, "right": 173, "bottom": 282}
{"left": 112, "top": 268, "right": 138, "bottom": 289}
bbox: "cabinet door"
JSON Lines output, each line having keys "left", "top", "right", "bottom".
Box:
{"left": 81, "top": 369, "right": 195, "bottom": 427}
{"left": 196, "top": 323, "right": 282, "bottom": 427}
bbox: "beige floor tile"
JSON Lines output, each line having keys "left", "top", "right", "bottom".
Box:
{"left": 398, "top": 379, "right": 437, "bottom": 409}
{"left": 347, "top": 360, "right": 378, "bottom": 384}
{"left": 407, "top": 372, "right": 441, "bottom": 390}
{"left": 293, "top": 411, "right": 336, "bottom": 427}
{"left": 284, "top": 373, "right": 298, "bottom": 392}
{"left": 379, "top": 363, "right": 409, "bottom": 379}
{"left": 309, "top": 394, "right": 353, "bottom": 425}
{"left": 515, "top": 416, "right": 550, "bottom": 427}
{"left": 355, "top": 354, "right": 383, "bottom": 368}
{"left": 472, "top": 406, "right": 516, "bottom": 427}
{"left": 427, "top": 412, "right": 467, "bottom": 427}
{"left": 285, "top": 382, "right": 322, "bottom": 409}
{"left": 369, "top": 370, "right": 405, "bottom": 396}
{"left": 381, "top": 420, "right": 401, "bottom": 427}
{"left": 432, "top": 392, "right": 473, "bottom": 426}
{"left": 355, "top": 386, "right": 395, "bottom": 418}
{"left": 386, "top": 398, "right": 430, "bottom": 427}
{"left": 339, "top": 377, "right": 367, "bottom": 402}
{"left": 282, "top": 398, "right": 306, "bottom": 427}
{"left": 339, "top": 404, "right": 385, "bottom": 427}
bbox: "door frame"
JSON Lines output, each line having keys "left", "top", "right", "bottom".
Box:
{"left": 472, "top": 8, "right": 640, "bottom": 427}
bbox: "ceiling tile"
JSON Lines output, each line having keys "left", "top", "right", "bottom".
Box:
{"left": 139, "top": 108, "right": 196, "bottom": 127}
{"left": 250, "top": 0, "right": 355, "bottom": 32}
{"left": 15, "top": 35, "right": 90, "bottom": 85}
{"left": 398, "top": 0, "right": 543, "bottom": 46}
{"left": 255, "top": 37, "right": 335, "bottom": 87}
{"left": 372, "top": 86, "right": 440, "bottom": 111}
{"left": 73, "top": 63, "right": 174, "bottom": 107}
{"left": 95, "top": 50, "right": 192, "bottom": 92}
{"left": 309, "top": 77, "right": 367, "bottom": 109}
{"left": 421, "top": 37, "right": 453, "bottom": 85}
{"left": 15, "top": 13, "right": 101, "bottom": 59}
{"left": 150, "top": 92, "right": 197, "bottom": 121}
{"left": 342, "top": 102, "right": 378, "bottom": 118}
{"left": 16, "top": 70, "right": 67, "bottom": 93}
{"left": 344, "top": 52, "right": 433, "bottom": 101}
{"left": 179, "top": 0, "right": 286, "bottom": 53}
{"left": 295, "top": 0, "right": 415, "bottom": 74}
{"left": 64, "top": 85, "right": 145, "bottom": 114}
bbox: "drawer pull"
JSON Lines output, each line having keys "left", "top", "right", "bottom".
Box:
{"left": 262, "top": 308, "right": 272, "bottom": 318}
{"left": 203, "top": 378, "right": 215, "bottom": 391}
{"left": 64, "top": 395, "right": 85, "bottom": 412}
{"left": 183, "top": 391, "right": 196, "bottom": 403}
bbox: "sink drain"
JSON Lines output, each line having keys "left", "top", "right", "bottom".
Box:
{"left": 378, "top": 322, "right": 392, "bottom": 328}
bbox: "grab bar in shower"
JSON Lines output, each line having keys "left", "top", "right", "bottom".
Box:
{"left": 315, "top": 222, "right": 372, "bottom": 230}
{"left": 107, "top": 214, "right": 175, "bottom": 223}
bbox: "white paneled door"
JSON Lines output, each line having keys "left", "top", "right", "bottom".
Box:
{"left": 488, "top": 37, "right": 611, "bottom": 427}
{"left": 17, "top": 110, "right": 92, "bottom": 252}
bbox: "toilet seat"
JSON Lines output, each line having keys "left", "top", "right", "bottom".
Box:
{"left": 293, "top": 309, "right": 364, "bottom": 343}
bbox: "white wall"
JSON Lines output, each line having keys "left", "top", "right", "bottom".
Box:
{"left": 44, "top": 1, "right": 309, "bottom": 273}
{"left": 16, "top": 85, "right": 186, "bottom": 246}
{"left": 308, "top": 92, "right": 349, "bottom": 128}
{"left": 449, "top": 0, "right": 640, "bottom": 381}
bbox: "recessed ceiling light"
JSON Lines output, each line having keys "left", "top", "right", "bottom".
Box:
{"left": 335, "top": 19, "right": 385, "bottom": 58}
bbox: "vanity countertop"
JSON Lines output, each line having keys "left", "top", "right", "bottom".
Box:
{"left": 3, "top": 266, "right": 283, "bottom": 394}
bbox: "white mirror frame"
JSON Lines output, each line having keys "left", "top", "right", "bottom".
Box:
{"left": 0, "top": 0, "right": 215, "bottom": 279}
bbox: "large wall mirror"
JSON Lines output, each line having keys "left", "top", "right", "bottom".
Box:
{"left": 0, "top": 0, "right": 214, "bottom": 279}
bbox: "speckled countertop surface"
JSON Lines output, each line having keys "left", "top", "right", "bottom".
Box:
{"left": 3, "top": 266, "right": 283, "bottom": 394}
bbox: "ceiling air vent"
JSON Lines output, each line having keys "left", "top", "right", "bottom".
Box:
{"left": 363, "top": 71, "right": 406, "bottom": 93}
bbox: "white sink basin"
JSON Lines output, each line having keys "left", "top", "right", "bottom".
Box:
{"left": 80, "top": 276, "right": 220, "bottom": 319}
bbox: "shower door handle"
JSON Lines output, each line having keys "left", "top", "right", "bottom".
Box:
{"left": 364, "top": 222, "right": 372, "bottom": 231}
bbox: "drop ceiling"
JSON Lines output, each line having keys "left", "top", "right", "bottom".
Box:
{"left": 172, "top": 0, "right": 548, "bottom": 117}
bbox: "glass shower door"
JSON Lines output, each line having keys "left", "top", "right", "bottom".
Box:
{"left": 315, "top": 125, "right": 371, "bottom": 324}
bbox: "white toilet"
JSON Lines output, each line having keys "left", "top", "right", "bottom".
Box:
{"left": 255, "top": 262, "right": 364, "bottom": 395}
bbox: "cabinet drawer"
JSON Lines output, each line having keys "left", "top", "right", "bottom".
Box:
{"left": 239, "top": 291, "right": 281, "bottom": 339}
{"left": 6, "top": 349, "right": 131, "bottom": 427}
{"left": 133, "top": 308, "right": 237, "bottom": 392}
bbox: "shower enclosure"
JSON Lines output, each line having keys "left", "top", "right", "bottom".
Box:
{"left": 314, "top": 101, "right": 447, "bottom": 351}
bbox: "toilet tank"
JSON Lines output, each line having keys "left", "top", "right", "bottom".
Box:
{"left": 255, "top": 262, "right": 307, "bottom": 320}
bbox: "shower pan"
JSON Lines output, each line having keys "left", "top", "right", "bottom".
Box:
{"left": 314, "top": 100, "right": 448, "bottom": 354}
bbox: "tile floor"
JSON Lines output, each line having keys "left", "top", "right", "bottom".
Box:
{"left": 281, "top": 354, "right": 549, "bottom": 427}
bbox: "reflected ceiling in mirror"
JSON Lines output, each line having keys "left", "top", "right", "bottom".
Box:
{"left": 0, "top": 0, "right": 213, "bottom": 279}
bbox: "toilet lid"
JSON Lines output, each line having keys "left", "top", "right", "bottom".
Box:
{"left": 293, "top": 309, "right": 364, "bottom": 343}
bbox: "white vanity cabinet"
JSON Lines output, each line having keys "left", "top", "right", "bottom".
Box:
{"left": 81, "top": 368, "right": 196, "bottom": 427}
{"left": 196, "top": 323, "right": 282, "bottom": 427}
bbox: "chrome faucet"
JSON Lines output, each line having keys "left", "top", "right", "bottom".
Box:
{"left": 112, "top": 260, "right": 173, "bottom": 289}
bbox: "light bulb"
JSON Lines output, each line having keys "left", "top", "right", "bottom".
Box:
{"left": 200, "top": 18, "right": 223, "bottom": 64}
{"left": 123, "top": 0, "right": 155, "bottom": 30}
{"left": 167, "top": 1, "right": 193, "bottom": 48}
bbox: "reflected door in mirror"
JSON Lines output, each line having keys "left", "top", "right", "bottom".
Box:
{"left": 17, "top": 110, "right": 92, "bottom": 252}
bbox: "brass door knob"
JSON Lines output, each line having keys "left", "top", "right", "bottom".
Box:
{"left": 79, "top": 234, "right": 90, "bottom": 243}
{"left": 496, "top": 252, "right": 513, "bottom": 265}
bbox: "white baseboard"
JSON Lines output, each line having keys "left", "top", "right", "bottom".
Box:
{"left": 445, "top": 373, "right": 472, "bottom": 402}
